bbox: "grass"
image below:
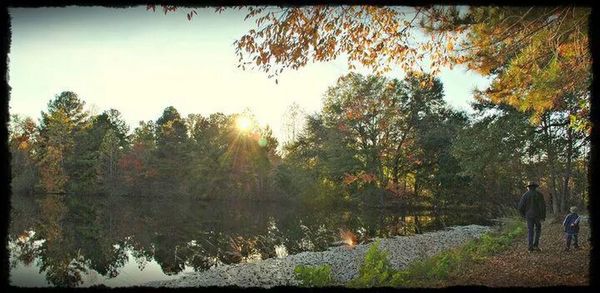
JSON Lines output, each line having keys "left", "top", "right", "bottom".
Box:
{"left": 392, "top": 216, "right": 525, "bottom": 287}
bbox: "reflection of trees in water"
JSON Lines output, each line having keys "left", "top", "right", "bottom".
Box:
{"left": 37, "top": 195, "right": 67, "bottom": 242}
{"left": 41, "top": 250, "right": 88, "bottom": 287}
{"left": 9, "top": 231, "right": 43, "bottom": 268}
{"left": 10, "top": 194, "right": 130, "bottom": 286}
{"left": 9, "top": 193, "right": 491, "bottom": 287}
{"left": 35, "top": 194, "right": 87, "bottom": 287}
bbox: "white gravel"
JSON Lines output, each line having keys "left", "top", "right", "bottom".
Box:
{"left": 145, "top": 225, "right": 491, "bottom": 288}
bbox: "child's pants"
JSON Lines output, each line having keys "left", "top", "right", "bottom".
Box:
{"left": 566, "top": 233, "right": 579, "bottom": 248}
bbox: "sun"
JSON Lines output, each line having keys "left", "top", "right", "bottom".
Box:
{"left": 236, "top": 116, "right": 252, "bottom": 132}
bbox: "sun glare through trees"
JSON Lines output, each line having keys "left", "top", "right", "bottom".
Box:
{"left": 236, "top": 115, "right": 252, "bottom": 133}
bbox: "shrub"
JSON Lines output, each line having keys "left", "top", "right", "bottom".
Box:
{"left": 293, "top": 264, "right": 333, "bottom": 287}
{"left": 349, "top": 241, "right": 405, "bottom": 287}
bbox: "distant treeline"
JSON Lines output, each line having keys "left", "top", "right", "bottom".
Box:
{"left": 9, "top": 72, "right": 588, "bottom": 213}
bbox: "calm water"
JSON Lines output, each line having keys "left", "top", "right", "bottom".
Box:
{"left": 9, "top": 193, "right": 493, "bottom": 287}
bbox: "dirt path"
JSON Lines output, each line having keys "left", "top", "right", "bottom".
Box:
{"left": 442, "top": 216, "right": 590, "bottom": 287}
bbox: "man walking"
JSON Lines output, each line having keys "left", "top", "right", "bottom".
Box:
{"left": 518, "top": 181, "right": 546, "bottom": 252}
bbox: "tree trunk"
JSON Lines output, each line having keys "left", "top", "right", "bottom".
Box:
{"left": 414, "top": 213, "right": 422, "bottom": 234}
{"left": 376, "top": 153, "right": 385, "bottom": 207}
{"left": 392, "top": 165, "right": 400, "bottom": 195}
{"left": 543, "top": 114, "right": 561, "bottom": 214}
{"left": 392, "top": 129, "right": 410, "bottom": 194}
{"left": 413, "top": 175, "right": 419, "bottom": 209}
{"left": 561, "top": 124, "right": 573, "bottom": 212}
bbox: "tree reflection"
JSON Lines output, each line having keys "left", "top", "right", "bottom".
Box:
{"left": 9, "top": 193, "right": 491, "bottom": 287}
{"left": 9, "top": 231, "right": 43, "bottom": 268}
{"left": 35, "top": 194, "right": 87, "bottom": 287}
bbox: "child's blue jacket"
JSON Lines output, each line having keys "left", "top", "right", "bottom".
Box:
{"left": 563, "top": 212, "right": 580, "bottom": 234}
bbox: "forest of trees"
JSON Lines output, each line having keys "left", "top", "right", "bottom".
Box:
{"left": 9, "top": 72, "right": 588, "bottom": 214}
{"left": 10, "top": 92, "right": 279, "bottom": 200}
{"left": 148, "top": 5, "right": 591, "bottom": 215}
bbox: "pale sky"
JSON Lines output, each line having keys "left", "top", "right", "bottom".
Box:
{"left": 8, "top": 6, "right": 491, "bottom": 144}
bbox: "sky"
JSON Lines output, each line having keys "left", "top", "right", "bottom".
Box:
{"left": 8, "top": 6, "right": 491, "bottom": 144}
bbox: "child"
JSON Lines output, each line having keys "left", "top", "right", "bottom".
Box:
{"left": 562, "top": 206, "right": 581, "bottom": 251}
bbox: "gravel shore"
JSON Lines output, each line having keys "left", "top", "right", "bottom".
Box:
{"left": 145, "top": 225, "right": 491, "bottom": 288}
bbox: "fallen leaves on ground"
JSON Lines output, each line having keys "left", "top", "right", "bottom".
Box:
{"left": 438, "top": 217, "right": 589, "bottom": 287}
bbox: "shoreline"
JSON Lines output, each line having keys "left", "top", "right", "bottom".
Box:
{"left": 145, "top": 224, "right": 491, "bottom": 288}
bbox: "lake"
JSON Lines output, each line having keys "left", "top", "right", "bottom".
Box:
{"left": 8, "top": 193, "right": 493, "bottom": 287}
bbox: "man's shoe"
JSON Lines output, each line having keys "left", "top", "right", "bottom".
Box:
{"left": 533, "top": 247, "right": 541, "bottom": 252}
{"left": 563, "top": 247, "right": 570, "bottom": 252}
{"left": 528, "top": 247, "right": 534, "bottom": 252}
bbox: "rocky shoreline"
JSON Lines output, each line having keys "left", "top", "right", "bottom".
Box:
{"left": 145, "top": 225, "right": 491, "bottom": 288}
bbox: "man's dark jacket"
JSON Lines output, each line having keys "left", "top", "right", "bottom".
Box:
{"left": 518, "top": 189, "right": 546, "bottom": 220}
